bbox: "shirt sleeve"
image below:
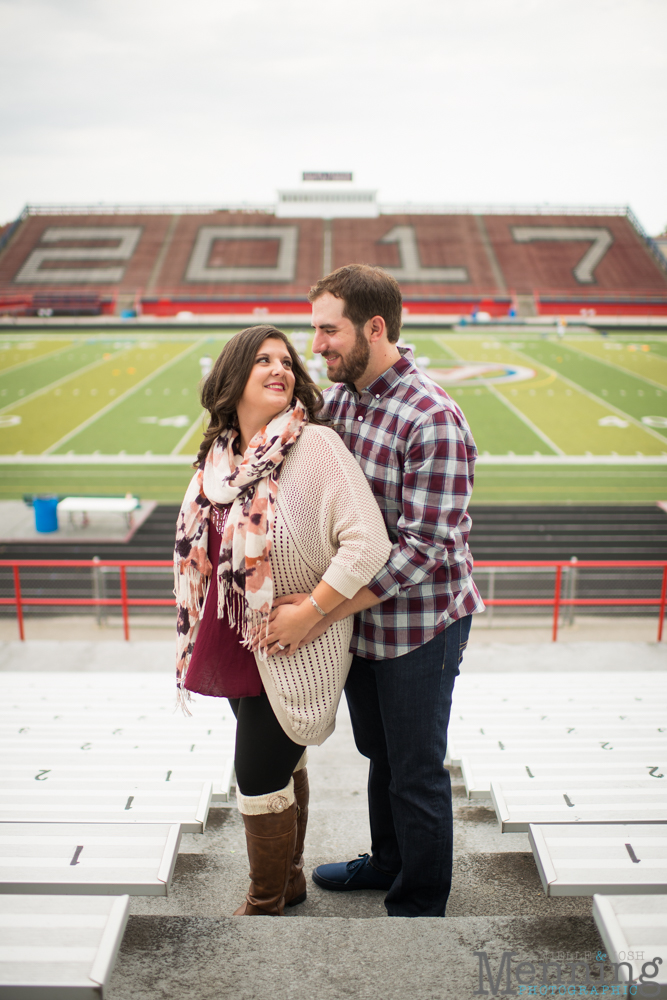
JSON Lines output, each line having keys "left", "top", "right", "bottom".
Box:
{"left": 318, "top": 433, "right": 393, "bottom": 599}
{"left": 367, "top": 408, "right": 477, "bottom": 601}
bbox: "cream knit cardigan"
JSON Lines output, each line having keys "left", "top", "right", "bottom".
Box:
{"left": 248, "top": 424, "right": 391, "bottom": 746}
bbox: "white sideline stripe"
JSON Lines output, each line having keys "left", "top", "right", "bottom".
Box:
{"left": 1, "top": 453, "right": 667, "bottom": 465}
{"left": 43, "top": 337, "right": 208, "bottom": 455}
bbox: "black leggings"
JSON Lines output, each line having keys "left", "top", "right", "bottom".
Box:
{"left": 229, "top": 693, "right": 305, "bottom": 797}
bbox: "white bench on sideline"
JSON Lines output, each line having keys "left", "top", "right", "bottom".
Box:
{"left": 491, "top": 780, "right": 667, "bottom": 832}
{"left": 0, "top": 782, "right": 212, "bottom": 833}
{"left": 0, "top": 822, "right": 181, "bottom": 897}
{"left": 529, "top": 823, "right": 667, "bottom": 896}
{"left": 0, "top": 893, "right": 129, "bottom": 999}
{"left": 593, "top": 894, "right": 667, "bottom": 999}
{"left": 57, "top": 496, "right": 140, "bottom": 529}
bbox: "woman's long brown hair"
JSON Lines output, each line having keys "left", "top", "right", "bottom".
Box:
{"left": 194, "top": 325, "right": 326, "bottom": 468}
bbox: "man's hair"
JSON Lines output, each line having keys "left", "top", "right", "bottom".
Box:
{"left": 308, "top": 264, "right": 403, "bottom": 344}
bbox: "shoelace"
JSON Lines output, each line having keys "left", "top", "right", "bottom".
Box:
{"left": 344, "top": 853, "right": 371, "bottom": 883}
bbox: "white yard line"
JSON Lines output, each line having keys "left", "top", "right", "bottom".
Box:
{"left": 562, "top": 341, "right": 667, "bottom": 392}
{"left": 0, "top": 347, "right": 128, "bottom": 415}
{"left": 436, "top": 335, "right": 564, "bottom": 456}
{"left": 508, "top": 345, "right": 667, "bottom": 448}
{"left": 43, "top": 339, "right": 207, "bottom": 455}
{"left": 170, "top": 414, "right": 205, "bottom": 456}
{"left": 0, "top": 339, "right": 76, "bottom": 379}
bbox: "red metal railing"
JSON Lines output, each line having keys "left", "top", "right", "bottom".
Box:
{"left": 1, "top": 559, "right": 666, "bottom": 643}
{"left": 0, "top": 560, "right": 173, "bottom": 642}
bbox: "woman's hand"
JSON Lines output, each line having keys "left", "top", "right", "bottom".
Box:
{"left": 261, "top": 602, "right": 314, "bottom": 657}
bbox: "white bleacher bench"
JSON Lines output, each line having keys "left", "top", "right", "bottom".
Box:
{"left": 461, "top": 752, "right": 667, "bottom": 799}
{"left": 57, "top": 496, "right": 140, "bottom": 528}
{"left": 0, "top": 757, "right": 234, "bottom": 805}
{"left": 0, "top": 782, "right": 212, "bottom": 833}
{"left": 0, "top": 822, "right": 181, "bottom": 896}
{"left": 0, "top": 893, "right": 129, "bottom": 999}
{"left": 529, "top": 823, "right": 667, "bottom": 896}
{"left": 0, "top": 756, "right": 233, "bottom": 804}
{"left": 491, "top": 779, "right": 667, "bottom": 832}
{"left": 447, "top": 735, "right": 664, "bottom": 767}
{"left": 593, "top": 894, "right": 667, "bottom": 998}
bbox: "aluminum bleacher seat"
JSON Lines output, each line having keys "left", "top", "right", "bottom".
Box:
{"left": 0, "top": 893, "right": 129, "bottom": 999}
{"left": 461, "top": 752, "right": 666, "bottom": 798}
{"left": 0, "top": 782, "right": 212, "bottom": 832}
{"left": 0, "top": 757, "right": 234, "bottom": 804}
{"left": 0, "top": 822, "right": 181, "bottom": 896}
{"left": 491, "top": 780, "right": 667, "bottom": 831}
{"left": 593, "top": 894, "right": 667, "bottom": 999}
{"left": 529, "top": 823, "right": 667, "bottom": 896}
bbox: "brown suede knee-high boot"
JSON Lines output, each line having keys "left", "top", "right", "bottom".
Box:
{"left": 285, "top": 765, "right": 309, "bottom": 907}
{"left": 234, "top": 781, "right": 297, "bottom": 916}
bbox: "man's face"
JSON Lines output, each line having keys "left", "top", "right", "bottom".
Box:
{"left": 311, "top": 292, "right": 370, "bottom": 385}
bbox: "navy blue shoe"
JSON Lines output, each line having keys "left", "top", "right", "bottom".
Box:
{"left": 312, "top": 853, "right": 396, "bottom": 892}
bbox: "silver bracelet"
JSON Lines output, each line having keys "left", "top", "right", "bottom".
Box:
{"left": 309, "top": 594, "right": 328, "bottom": 617}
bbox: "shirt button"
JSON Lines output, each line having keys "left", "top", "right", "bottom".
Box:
{"left": 375, "top": 394, "right": 380, "bottom": 399}
{"left": 357, "top": 415, "right": 364, "bottom": 422}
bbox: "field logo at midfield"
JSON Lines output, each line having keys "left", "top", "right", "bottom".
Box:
{"left": 430, "top": 361, "right": 535, "bottom": 387}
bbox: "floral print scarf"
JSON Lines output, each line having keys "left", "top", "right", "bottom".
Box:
{"left": 174, "top": 400, "right": 307, "bottom": 702}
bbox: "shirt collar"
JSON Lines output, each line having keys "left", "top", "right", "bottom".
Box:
{"left": 343, "top": 348, "right": 415, "bottom": 399}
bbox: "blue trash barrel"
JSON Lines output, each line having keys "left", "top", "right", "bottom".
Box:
{"left": 34, "top": 496, "right": 59, "bottom": 533}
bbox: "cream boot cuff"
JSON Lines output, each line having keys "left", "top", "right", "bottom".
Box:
{"left": 293, "top": 750, "right": 308, "bottom": 772}
{"left": 236, "top": 777, "right": 295, "bottom": 816}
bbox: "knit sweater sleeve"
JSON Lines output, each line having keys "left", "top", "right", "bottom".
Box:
{"left": 311, "top": 427, "right": 392, "bottom": 599}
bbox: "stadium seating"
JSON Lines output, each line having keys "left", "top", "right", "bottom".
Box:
{"left": 1, "top": 206, "right": 666, "bottom": 317}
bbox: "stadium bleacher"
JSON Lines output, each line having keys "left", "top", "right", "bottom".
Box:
{"left": 1, "top": 205, "right": 666, "bottom": 319}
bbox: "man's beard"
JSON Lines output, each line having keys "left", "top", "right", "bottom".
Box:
{"left": 324, "top": 327, "right": 370, "bottom": 384}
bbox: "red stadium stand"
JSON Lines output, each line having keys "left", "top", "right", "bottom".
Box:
{"left": 0, "top": 204, "right": 666, "bottom": 319}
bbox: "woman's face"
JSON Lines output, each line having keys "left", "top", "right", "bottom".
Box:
{"left": 237, "top": 337, "right": 296, "bottom": 427}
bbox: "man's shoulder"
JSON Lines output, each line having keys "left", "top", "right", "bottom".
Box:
{"left": 387, "top": 368, "right": 469, "bottom": 431}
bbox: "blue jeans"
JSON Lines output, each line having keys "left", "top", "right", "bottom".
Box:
{"left": 344, "top": 615, "right": 472, "bottom": 917}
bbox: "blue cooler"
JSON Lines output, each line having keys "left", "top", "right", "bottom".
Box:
{"left": 33, "top": 496, "right": 59, "bottom": 533}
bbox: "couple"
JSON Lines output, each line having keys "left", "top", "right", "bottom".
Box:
{"left": 174, "top": 264, "right": 484, "bottom": 919}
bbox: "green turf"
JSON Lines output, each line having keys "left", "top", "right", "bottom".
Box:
{"left": 1, "top": 328, "right": 667, "bottom": 505}
{"left": 0, "top": 463, "right": 194, "bottom": 505}
{"left": 0, "top": 462, "right": 664, "bottom": 506}
{"left": 470, "top": 465, "right": 667, "bottom": 504}
{"left": 0, "top": 337, "right": 74, "bottom": 374}
{"left": 515, "top": 340, "right": 667, "bottom": 439}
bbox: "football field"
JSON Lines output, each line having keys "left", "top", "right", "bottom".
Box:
{"left": 1, "top": 328, "right": 666, "bottom": 504}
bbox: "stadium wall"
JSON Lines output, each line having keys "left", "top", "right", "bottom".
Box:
{"left": 1, "top": 204, "right": 666, "bottom": 321}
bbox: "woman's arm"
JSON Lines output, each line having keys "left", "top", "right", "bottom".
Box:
{"left": 261, "top": 580, "right": 347, "bottom": 656}
{"left": 259, "top": 428, "right": 391, "bottom": 655}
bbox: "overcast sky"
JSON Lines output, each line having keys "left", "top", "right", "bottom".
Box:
{"left": 1, "top": 0, "right": 666, "bottom": 232}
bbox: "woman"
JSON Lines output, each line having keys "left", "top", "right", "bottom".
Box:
{"left": 174, "top": 325, "right": 390, "bottom": 917}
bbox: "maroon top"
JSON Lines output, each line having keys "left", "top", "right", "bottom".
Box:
{"left": 184, "top": 506, "right": 263, "bottom": 699}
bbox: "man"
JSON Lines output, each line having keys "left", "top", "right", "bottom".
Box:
{"left": 281, "top": 264, "right": 484, "bottom": 917}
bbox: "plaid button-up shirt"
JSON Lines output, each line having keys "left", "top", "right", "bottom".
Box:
{"left": 321, "top": 350, "right": 484, "bottom": 660}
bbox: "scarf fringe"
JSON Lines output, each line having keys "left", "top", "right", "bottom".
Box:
{"left": 219, "top": 583, "right": 270, "bottom": 662}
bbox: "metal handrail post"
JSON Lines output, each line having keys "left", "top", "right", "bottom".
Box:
{"left": 566, "top": 556, "right": 578, "bottom": 627}
{"left": 552, "top": 565, "right": 563, "bottom": 642}
{"left": 12, "top": 565, "right": 25, "bottom": 641}
{"left": 658, "top": 566, "right": 667, "bottom": 642}
{"left": 119, "top": 565, "right": 130, "bottom": 641}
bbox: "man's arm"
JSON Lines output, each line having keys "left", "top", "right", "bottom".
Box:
{"left": 271, "top": 586, "right": 384, "bottom": 649}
